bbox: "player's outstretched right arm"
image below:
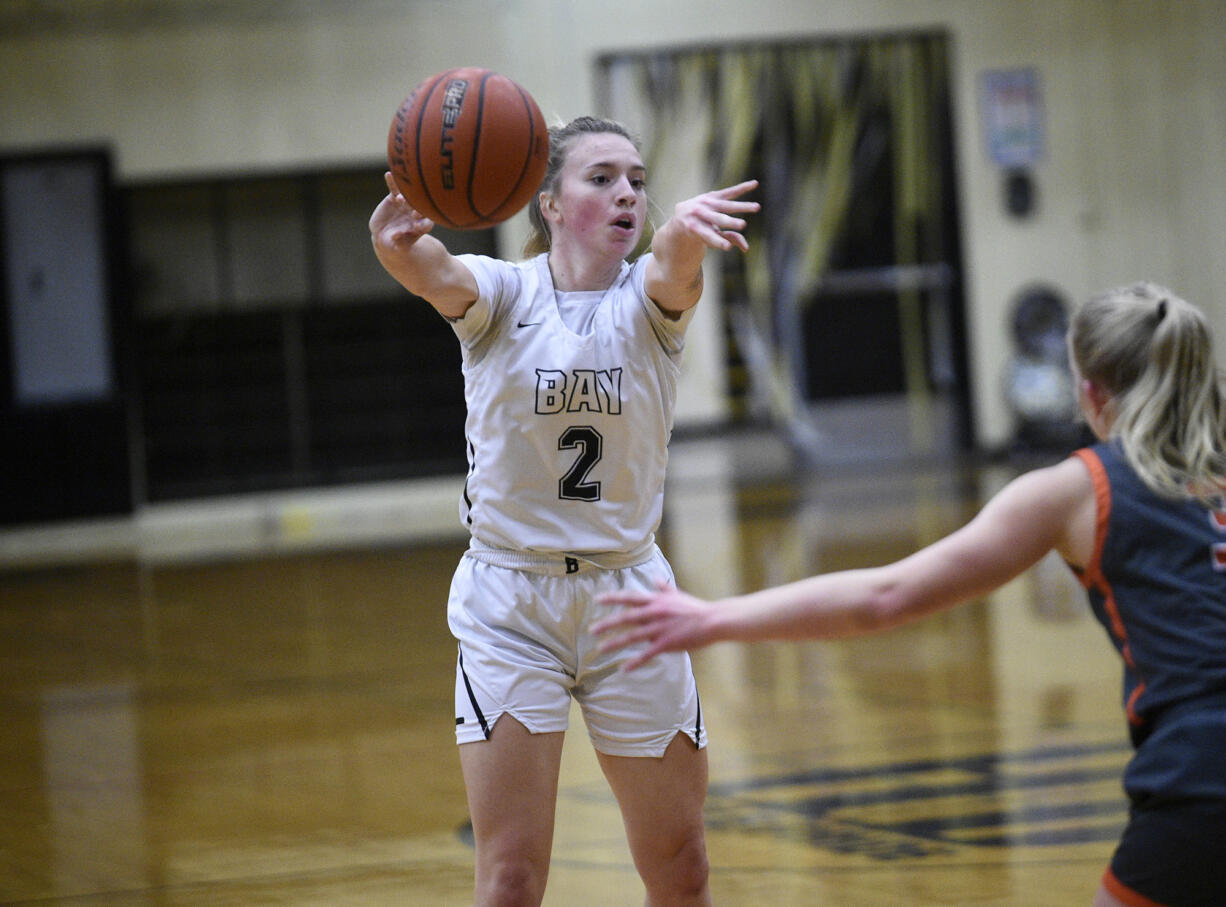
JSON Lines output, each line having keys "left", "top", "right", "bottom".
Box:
{"left": 370, "top": 172, "right": 478, "bottom": 320}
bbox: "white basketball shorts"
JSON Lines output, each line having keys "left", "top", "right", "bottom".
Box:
{"left": 448, "top": 547, "right": 706, "bottom": 757}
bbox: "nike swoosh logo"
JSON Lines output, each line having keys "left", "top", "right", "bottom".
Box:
{"left": 516, "top": 321, "right": 542, "bottom": 328}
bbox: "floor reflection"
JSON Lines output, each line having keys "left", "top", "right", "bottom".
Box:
{"left": 0, "top": 434, "right": 1131, "bottom": 905}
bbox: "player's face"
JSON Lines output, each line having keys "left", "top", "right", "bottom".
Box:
{"left": 547, "top": 132, "right": 647, "bottom": 258}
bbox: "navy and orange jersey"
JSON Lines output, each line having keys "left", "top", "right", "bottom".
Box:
{"left": 1071, "top": 442, "right": 1226, "bottom": 748}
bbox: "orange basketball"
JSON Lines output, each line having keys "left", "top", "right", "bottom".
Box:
{"left": 387, "top": 67, "right": 550, "bottom": 230}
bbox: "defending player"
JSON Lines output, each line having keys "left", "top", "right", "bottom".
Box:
{"left": 370, "top": 115, "right": 758, "bottom": 905}
{"left": 595, "top": 282, "right": 1226, "bottom": 907}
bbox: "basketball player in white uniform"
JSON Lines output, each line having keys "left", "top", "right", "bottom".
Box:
{"left": 371, "top": 115, "right": 758, "bottom": 906}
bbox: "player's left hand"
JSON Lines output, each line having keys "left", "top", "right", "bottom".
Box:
{"left": 593, "top": 580, "right": 718, "bottom": 671}
{"left": 670, "top": 180, "right": 760, "bottom": 252}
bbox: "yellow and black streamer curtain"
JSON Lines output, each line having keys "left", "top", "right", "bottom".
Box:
{"left": 600, "top": 36, "right": 948, "bottom": 439}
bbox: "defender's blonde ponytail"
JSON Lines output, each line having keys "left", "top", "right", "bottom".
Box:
{"left": 1070, "top": 282, "right": 1226, "bottom": 504}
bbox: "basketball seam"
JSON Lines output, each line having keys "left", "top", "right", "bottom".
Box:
{"left": 463, "top": 71, "right": 493, "bottom": 229}
{"left": 480, "top": 83, "right": 541, "bottom": 224}
{"left": 413, "top": 69, "right": 452, "bottom": 227}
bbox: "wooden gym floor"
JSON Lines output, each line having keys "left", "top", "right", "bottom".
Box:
{"left": 0, "top": 432, "right": 1129, "bottom": 905}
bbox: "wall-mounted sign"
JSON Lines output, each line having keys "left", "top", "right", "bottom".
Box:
{"left": 980, "top": 67, "right": 1044, "bottom": 168}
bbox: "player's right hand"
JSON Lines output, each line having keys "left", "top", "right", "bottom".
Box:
{"left": 369, "top": 171, "right": 435, "bottom": 246}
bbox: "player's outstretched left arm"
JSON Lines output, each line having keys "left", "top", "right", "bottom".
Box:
{"left": 594, "top": 458, "right": 1094, "bottom": 671}
{"left": 644, "top": 180, "right": 759, "bottom": 316}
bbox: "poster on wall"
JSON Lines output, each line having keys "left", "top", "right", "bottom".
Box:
{"left": 979, "top": 67, "right": 1044, "bottom": 168}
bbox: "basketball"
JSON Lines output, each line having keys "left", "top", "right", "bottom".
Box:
{"left": 387, "top": 67, "right": 549, "bottom": 230}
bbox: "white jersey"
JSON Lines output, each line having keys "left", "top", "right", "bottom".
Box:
{"left": 451, "top": 252, "right": 691, "bottom": 556}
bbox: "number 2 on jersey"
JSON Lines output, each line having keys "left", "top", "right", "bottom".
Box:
{"left": 558, "top": 426, "right": 603, "bottom": 501}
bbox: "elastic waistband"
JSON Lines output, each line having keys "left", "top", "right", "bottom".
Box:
{"left": 463, "top": 540, "right": 657, "bottom": 575}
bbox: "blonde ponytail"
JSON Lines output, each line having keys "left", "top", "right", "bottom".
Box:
{"left": 1070, "top": 282, "right": 1226, "bottom": 503}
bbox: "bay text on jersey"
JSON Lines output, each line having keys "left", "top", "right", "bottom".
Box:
{"left": 535, "top": 368, "right": 624, "bottom": 415}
